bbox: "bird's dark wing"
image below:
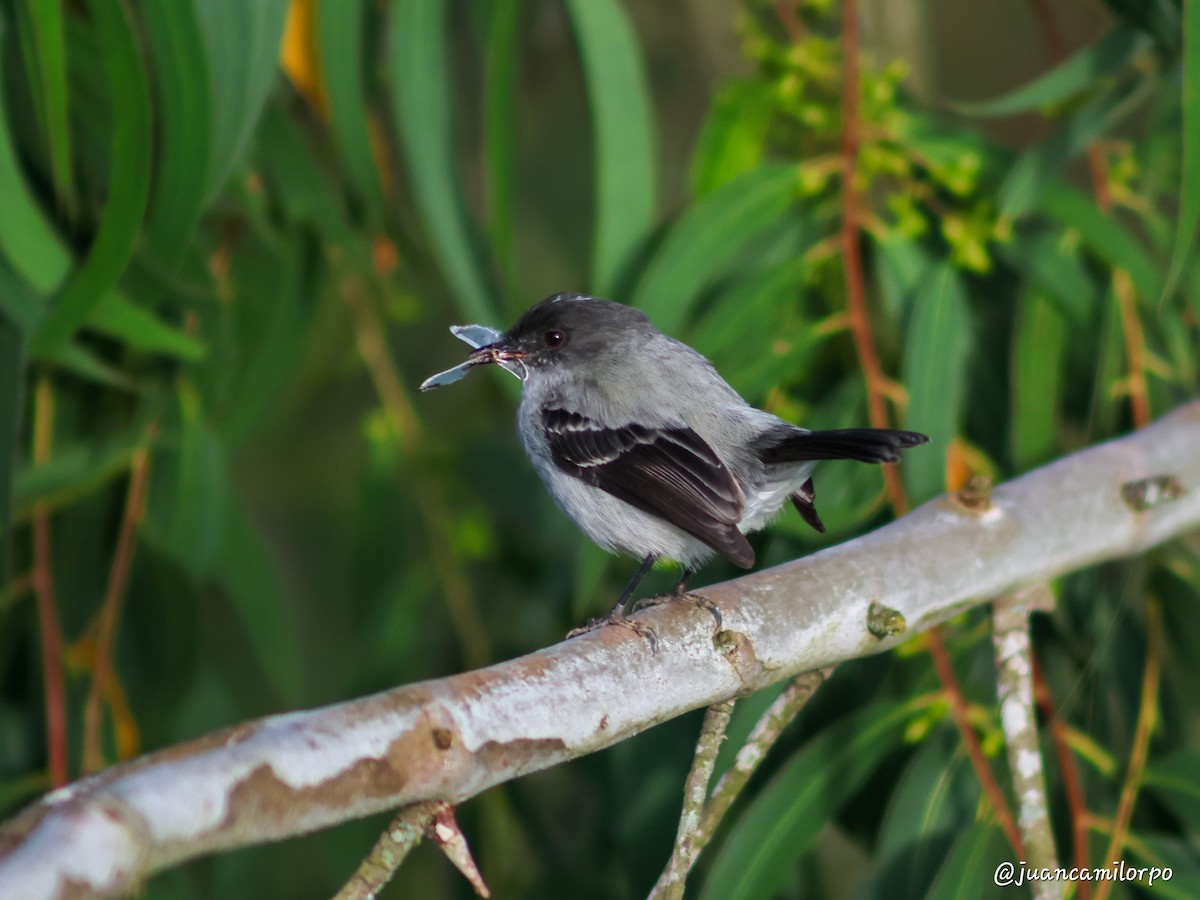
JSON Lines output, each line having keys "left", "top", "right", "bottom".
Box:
{"left": 542, "top": 408, "right": 754, "bottom": 567}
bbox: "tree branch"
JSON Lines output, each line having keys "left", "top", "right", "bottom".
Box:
{"left": 1, "top": 402, "right": 1198, "bottom": 899}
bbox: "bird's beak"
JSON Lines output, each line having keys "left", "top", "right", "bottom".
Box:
{"left": 469, "top": 341, "right": 527, "bottom": 365}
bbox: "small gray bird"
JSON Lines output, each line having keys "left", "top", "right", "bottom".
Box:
{"left": 424, "top": 293, "right": 928, "bottom": 637}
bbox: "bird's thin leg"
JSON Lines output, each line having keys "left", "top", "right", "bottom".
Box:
{"left": 672, "top": 567, "right": 694, "bottom": 597}
{"left": 568, "top": 556, "right": 659, "bottom": 651}
{"left": 605, "top": 555, "right": 657, "bottom": 619}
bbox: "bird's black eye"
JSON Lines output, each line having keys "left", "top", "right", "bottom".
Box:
{"left": 544, "top": 329, "right": 566, "bottom": 348}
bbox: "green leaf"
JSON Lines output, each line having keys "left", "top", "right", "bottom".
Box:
{"left": 1162, "top": 0, "right": 1200, "bottom": 303}
{"left": 1010, "top": 288, "right": 1068, "bottom": 470}
{"left": 13, "top": 432, "right": 143, "bottom": 521}
{"left": 699, "top": 701, "right": 915, "bottom": 900}
{"left": 1038, "top": 182, "right": 1161, "bottom": 302}
{"left": 953, "top": 28, "right": 1144, "bottom": 117}
{"left": 0, "top": 252, "right": 44, "bottom": 334}
{"left": 31, "top": 0, "right": 153, "bottom": 357}
{"left": 387, "top": 0, "right": 497, "bottom": 323}
{"left": 0, "top": 313, "right": 23, "bottom": 591}
{"left": 483, "top": 0, "right": 520, "bottom": 307}
{"left": 0, "top": 23, "right": 72, "bottom": 297}
{"left": 140, "top": 0, "right": 215, "bottom": 264}
{"left": 1087, "top": 287, "right": 1126, "bottom": 436}
{"left": 874, "top": 233, "right": 934, "bottom": 322}
{"left": 998, "top": 77, "right": 1149, "bottom": 219}
{"left": 86, "top": 292, "right": 207, "bottom": 361}
{"left": 902, "top": 263, "right": 971, "bottom": 502}
{"left": 878, "top": 736, "right": 976, "bottom": 858}
{"left": 254, "top": 103, "right": 349, "bottom": 238}
{"left": 1130, "top": 836, "right": 1200, "bottom": 900}
{"left": 925, "top": 822, "right": 1005, "bottom": 900}
{"left": 13, "top": 0, "right": 75, "bottom": 219}
{"left": 563, "top": 0, "right": 657, "bottom": 294}
{"left": 1143, "top": 751, "right": 1200, "bottom": 830}
{"left": 632, "top": 164, "right": 797, "bottom": 334}
{"left": 689, "top": 80, "right": 773, "bottom": 198}
{"left": 316, "top": 0, "right": 382, "bottom": 223}
{"left": 1001, "top": 229, "right": 1097, "bottom": 322}
{"left": 150, "top": 382, "right": 302, "bottom": 704}
{"left": 219, "top": 232, "right": 316, "bottom": 445}
{"left": 193, "top": 0, "right": 290, "bottom": 202}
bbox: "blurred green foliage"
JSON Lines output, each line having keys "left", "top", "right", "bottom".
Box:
{"left": 1, "top": 0, "right": 1199, "bottom": 897}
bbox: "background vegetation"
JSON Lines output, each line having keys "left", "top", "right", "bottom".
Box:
{"left": 1, "top": 0, "right": 1198, "bottom": 896}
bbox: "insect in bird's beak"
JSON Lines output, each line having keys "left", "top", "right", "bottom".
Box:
{"left": 419, "top": 325, "right": 527, "bottom": 391}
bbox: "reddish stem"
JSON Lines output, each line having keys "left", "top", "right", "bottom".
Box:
{"left": 83, "top": 433, "right": 155, "bottom": 773}
{"left": 32, "top": 374, "right": 68, "bottom": 788}
{"left": 837, "top": 0, "right": 1022, "bottom": 856}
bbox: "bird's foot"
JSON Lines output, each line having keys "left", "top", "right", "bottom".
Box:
{"left": 631, "top": 591, "right": 722, "bottom": 630}
{"left": 567, "top": 609, "right": 659, "bottom": 654}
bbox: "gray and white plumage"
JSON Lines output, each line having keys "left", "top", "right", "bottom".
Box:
{"left": 437, "top": 292, "right": 928, "bottom": 573}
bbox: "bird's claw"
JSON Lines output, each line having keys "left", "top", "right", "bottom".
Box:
{"left": 567, "top": 612, "right": 659, "bottom": 654}
{"left": 631, "top": 591, "right": 722, "bottom": 630}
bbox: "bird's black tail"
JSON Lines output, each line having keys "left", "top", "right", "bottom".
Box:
{"left": 756, "top": 427, "right": 929, "bottom": 465}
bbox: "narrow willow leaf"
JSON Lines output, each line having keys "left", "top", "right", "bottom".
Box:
{"left": 255, "top": 103, "right": 349, "bottom": 238}
{"left": 316, "top": 0, "right": 382, "bottom": 222}
{"left": 0, "top": 24, "right": 71, "bottom": 297}
{"left": 1001, "top": 229, "right": 1096, "bottom": 322}
{"left": 45, "top": 342, "right": 138, "bottom": 392}
{"left": 483, "top": 0, "right": 521, "bottom": 306}
{"left": 903, "top": 263, "right": 971, "bottom": 502}
{"left": 1038, "top": 182, "right": 1161, "bottom": 301}
{"left": 31, "top": 0, "right": 152, "bottom": 357}
{"left": 1143, "top": 751, "right": 1200, "bottom": 830}
{"left": 998, "top": 77, "right": 1148, "bottom": 219}
{"left": 141, "top": 0, "right": 214, "bottom": 264}
{"left": 1161, "top": 0, "right": 1200, "bottom": 303}
{"left": 388, "top": 0, "right": 497, "bottom": 323}
{"left": 220, "top": 233, "right": 316, "bottom": 445}
{"left": 689, "top": 80, "right": 773, "bottom": 198}
{"left": 700, "top": 701, "right": 915, "bottom": 900}
{"left": 925, "top": 823, "right": 1004, "bottom": 900}
{"left": 0, "top": 252, "right": 43, "bottom": 333}
{"left": 14, "top": 0, "right": 75, "bottom": 219}
{"left": 194, "top": 0, "right": 290, "bottom": 202}
{"left": 87, "top": 292, "right": 207, "bottom": 361}
{"left": 633, "top": 164, "right": 797, "bottom": 334}
{"left": 14, "top": 433, "right": 142, "bottom": 521}
{"left": 877, "top": 736, "right": 976, "bottom": 858}
{"left": 953, "top": 28, "right": 1144, "bottom": 117}
{"left": 0, "top": 314, "right": 23, "bottom": 589}
{"left": 563, "top": 0, "right": 657, "bottom": 295}
{"left": 874, "top": 233, "right": 934, "bottom": 322}
{"left": 1087, "top": 287, "right": 1125, "bottom": 436}
{"left": 1010, "top": 288, "right": 1068, "bottom": 470}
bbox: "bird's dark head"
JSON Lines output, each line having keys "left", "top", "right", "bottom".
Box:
{"left": 471, "top": 293, "right": 653, "bottom": 373}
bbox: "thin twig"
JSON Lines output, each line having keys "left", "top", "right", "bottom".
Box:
{"left": 1113, "top": 269, "right": 1150, "bottom": 429}
{"left": 343, "top": 279, "right": 492, "bottom": 669}
{"left": 1085, "top": 143, "right": 1150, "bottom": 429}
{"left": 836, "top": 0, "right": 1023, "bottom": 857}
{"left": 993, "top": 587, "right": 1060, "bottom": 899}
{"left": 334, "top": 801, "right": 441, "bottom": 900}
{"left": 335, "top": 801, "right": 491, "bottom": 900}
{"left": 83, "top": 430, "right": 155, "bottom": 773}
{"left": 695, "top": 669, "right": 831, "bottom": 852}
{"left": 1033, "top": 655, "right": 1091, "bottom": 900}
{"left": 31, "top": 372, "right": 68, "bottom": 788}
{"left": 1094, "top": 597, "right": 1162, "bottom": 900}
{"left": 653, "top": 699, "right": 736, "bottom": 900}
